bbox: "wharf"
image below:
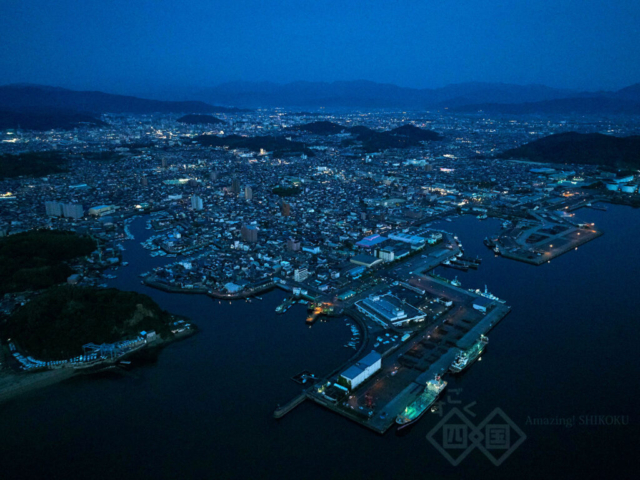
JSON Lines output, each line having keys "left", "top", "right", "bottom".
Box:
{"left": 299, "top": 300, "right": 510, "bottom": 434}
{"left": 365, "top": 350, "right": 459, "bottom": 433}
{"left": 500, "top": 226, "right": 603, "bottom": 265}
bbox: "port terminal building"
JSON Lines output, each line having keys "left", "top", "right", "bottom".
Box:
{"left": 339, "top": 351, "right": 382, "bottom": 390}
{"left": 356, "top": 294, "right": 426, "bottom": 327}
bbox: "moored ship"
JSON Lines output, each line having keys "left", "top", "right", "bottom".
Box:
{"left": 450, "top": 335, "right": 489, "bottom": 373}
{"left": 396, "top": 376, "right": 447, "bottom": 429}
{"left": 472, "top": 285, "right": 506, "bottom": 304}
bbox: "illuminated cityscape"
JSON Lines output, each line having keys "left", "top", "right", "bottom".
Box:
{"left": 1, "top": 1, "right": 639, "bottom": 479}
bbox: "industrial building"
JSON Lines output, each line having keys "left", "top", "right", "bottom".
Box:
{"left": 473, "top": 297, "right": 493, "bottom": 313}
{"left": 356, "top": 234, "right": 388, "bottom": 249}
{"left": 350, "top": 253, "right": 383, "bottom": 268}
{"left": 339, "top": 351, "right": 382, "bottom": 390}
{"left": 356, "top": 294, "right": 426, "bottom": 326}
{"left": 88, "top": 205, "right": 116, "bottom": 216}
{"left": 387, "top": 232, "right": 426, "bottom": 247}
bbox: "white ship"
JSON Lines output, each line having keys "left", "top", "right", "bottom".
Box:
{"left": 471, "top": 285, "right": 506, "bottom": 304}
{"left": 450, "top": 335, "right": 489, "bottom": 373}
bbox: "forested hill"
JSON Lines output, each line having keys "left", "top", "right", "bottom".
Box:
{"left": 498, "top": 132, "right": 640, "bottom": 167}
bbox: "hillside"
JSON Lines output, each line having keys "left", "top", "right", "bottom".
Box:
{"left": 286, "top": 121, "right": 442, "bottom": 152}
{"left": 177, "top": 114, "right": 225, "bottom": 125}
{"left": 0, "top": 230, "right": 96, "bottom": 294}
{"left": 345, "top": 124, "right": 443, "bottom": 152}
{"left": 0, "top": 108, "right": 106, "bottom": 131}
{"left": 0, "top": 151, "right": 69, "bottom": 179}
{"left": 612, "top": 83, "right": 640, "bottom": 103}
{"left": 498, "top": 132, "right": 640, "bottom": 167}
{"left": 3, "top": 286, "right": 173, "bottom": 360}
{"left": 388, "top": 124, "right": 442, "bottom": 141}
{"left": 286, "top": 121, "right": 349, "bottom": 135}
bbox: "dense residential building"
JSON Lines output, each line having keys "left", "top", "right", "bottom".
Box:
{"left": 191, "top": 195, "right": 203, "bottom": 211}
{"left": 286, "top": 237, "right": 301, "bottom": 252}
{"left": 241, "top": 224, "right": 258, "bottom": 243}
{"left": 62, "top": 203, "right": 84, "bottom": 219}
{"left": 232, "top": 178, "right": 241, "bottom": 195}
{"left": 45, "top": 201, "right": 63, "bottom": 217}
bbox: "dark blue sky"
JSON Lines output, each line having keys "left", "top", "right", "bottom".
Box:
{"left": 2, "top": 0, "right": 639, "bottom": 94}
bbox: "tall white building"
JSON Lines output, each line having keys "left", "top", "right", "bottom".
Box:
{"left": 62, "top": 203, "right": 84, "bottom": 219}
{"left": 294, "top": 268, "right": 308, "bottom": 282}
{"left": 45, "top": 201, "right": 63, "bottom": 217}
{"left": 191, "top": 195, "right": 203, "bottom": 211}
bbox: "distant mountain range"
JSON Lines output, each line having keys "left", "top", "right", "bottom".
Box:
{"left": 0, "top": 85, "right": 245, "bottom": 114}
{"left": 174, "top": 80, "right": 640, "bottom": 112}
{"left": 0, "top": 84, "right": 247, "bottom": 130}
{"left": 453, "top": 97, "right": 640, "bottom": 115}
{"left": 2, "top": 81, "right": 640, "bottom": 131}
{"left": 185, "top": 80, "right": 577, "bottom": 109}
{"left": 498, "top": 132, "right": 640, "bottom": 168}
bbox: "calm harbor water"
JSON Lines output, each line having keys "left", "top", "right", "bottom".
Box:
{"left": 1, "top": 205, "right": 638, "bottom": 479}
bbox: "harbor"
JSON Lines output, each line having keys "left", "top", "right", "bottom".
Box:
{"left": 1, "top": 206, "right": 638, "bottom": 480}
{"left": 484, "top": 211, "right": 604, "bottom": 266}
{"left": 275, "top": 268, "right": 511, "bottom": 433}
{"left": 495, "top": 223, "right": 603, "bottom": 265}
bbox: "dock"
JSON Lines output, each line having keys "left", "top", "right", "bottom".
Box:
{"left": 499, "top": 225, "right": 603, "bottom": 265}
{"left": 274, "top": 392, "right": 308, "bottom": 419}
{"left": 286, "top": 296, "right": 510, "bottom": 434}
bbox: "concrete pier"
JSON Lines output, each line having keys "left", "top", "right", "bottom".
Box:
{"left": 273, "top": 392, "right": 307, "bottom": 419}
{"left": 302, "top": 300, "right": 511, "bottom": 434}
